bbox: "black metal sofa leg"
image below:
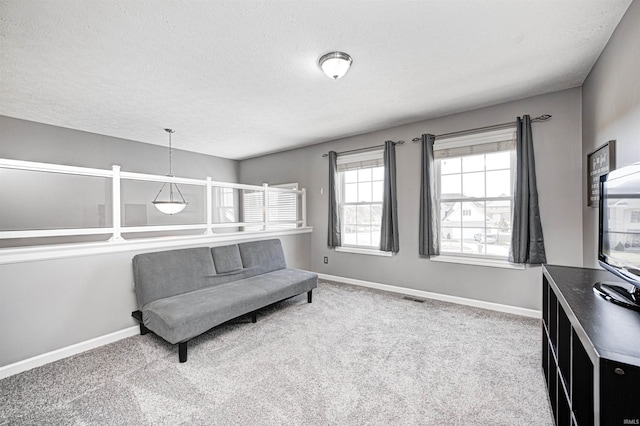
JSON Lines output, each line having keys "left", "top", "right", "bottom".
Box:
{"left": 139, "top": 323, "right": 150, "bottom": 335}
{"left": 307, "top": 290, "right": 313, "bottom": 303}
{"left": 178, "top": 341, "right": 188, "bottom": 363}
{"left": 251, "top": 312, "right": 257, "bottom": 323}
{"left": 132, "top": 311, "right": 150, "bottom": 335}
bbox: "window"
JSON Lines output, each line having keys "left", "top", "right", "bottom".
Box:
{"left": 213, "top": 187, "right": 238, "bottom": 223}
{"left": 338, "top": 150, "right": 384, "bottom": 249}
{"left": 241, "top": 183, "right": 300, "bottom": 230}
{"left": 268, "top": 183, "right": 299, "bottom": 229}
{"left": 435, "top": 129, "right": 516, "bottom": 259}
{"left": 241, "top": 189, "right": 264, "bottom": 229}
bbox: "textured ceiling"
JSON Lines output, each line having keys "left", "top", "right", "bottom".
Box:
{"left": 0, "top": 0, "right": 633, "bottom": 160}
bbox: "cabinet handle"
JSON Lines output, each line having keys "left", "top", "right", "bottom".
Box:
{"left": 614, "top": 367, "right": 625, "bottom": 375}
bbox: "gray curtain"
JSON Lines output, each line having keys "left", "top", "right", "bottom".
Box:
{"left": 380, "top": 141, "right": 399, "bottom": 252}
{"left": 509, "top": 115, "right": 546, "bottom": 264}
{"left": 327, "top": 150, "right": 341, "bottom": 247}
{"left": 419, "top": 134, "right": 439, "bottom": 256}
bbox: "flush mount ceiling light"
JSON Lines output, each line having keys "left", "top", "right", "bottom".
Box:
{"left": 319, "top": 51, "right": 353, "bottom": 80}
{"left": 152, "top": 128, "right": 188, "bottom": 215}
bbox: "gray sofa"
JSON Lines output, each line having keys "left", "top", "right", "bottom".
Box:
{"left": 131, "top": 239, "right": 317, "bottom": 362}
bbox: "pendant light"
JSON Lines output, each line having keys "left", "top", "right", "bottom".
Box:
{"left": 152, "top": 128, "right": 187, "bottom": 215}
{"left": 319, "top": 51, "right": 353, "bottom": 80}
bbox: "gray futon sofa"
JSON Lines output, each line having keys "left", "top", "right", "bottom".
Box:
{"left": 131, "top": 239, "right": 317, "bottom": 362}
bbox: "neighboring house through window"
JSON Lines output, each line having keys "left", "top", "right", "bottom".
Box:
{"left": 435, "top": 128, "right": 516, "bottom": 260}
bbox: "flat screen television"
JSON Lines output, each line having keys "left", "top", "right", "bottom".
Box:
{"left": 595, "top": 161, "right": 640, "bottom": 311}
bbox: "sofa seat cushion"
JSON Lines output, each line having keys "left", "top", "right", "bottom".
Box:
{"left": 240, "top": 268, "right": 317, "bottom": 306}
{"left": 142, "top": 269, "right": 318, "bottom": 344}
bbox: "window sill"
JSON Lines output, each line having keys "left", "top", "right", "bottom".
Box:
{"left": 430, "top": 254, "right": 525, "bottom": 270}
{"left": 335, "top": 246, "right": 393, "bottom": 257}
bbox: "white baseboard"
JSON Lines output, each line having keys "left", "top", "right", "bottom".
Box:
{"left": 317, "top": 273, "right": 541, "bottom": 319}
{"left": 0, "top": 326, "right": 140, "bottom": 380}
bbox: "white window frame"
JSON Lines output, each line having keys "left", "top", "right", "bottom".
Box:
{"left": 432, "top": 128, "right": 524, "bottom": 269}
{"left": 336, "top": 149, "right": 389, "bottom": 256}
{"left": 213, "top": 186, "right": 237, "bottom": 224}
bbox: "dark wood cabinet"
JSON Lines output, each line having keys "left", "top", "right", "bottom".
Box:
{"left": 542, "top": 265, "right": 640, "bottom": 426}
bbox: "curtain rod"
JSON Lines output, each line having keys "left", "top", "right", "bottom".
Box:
{"left": 321, "top": 140, "right": 404, "bottom": 158}
{"left": 410, "top": 114, "right": 552, "bottom": 142}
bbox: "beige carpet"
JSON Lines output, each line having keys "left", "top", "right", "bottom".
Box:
{"left": 0, "top": 280, "right": 553, "bottom": 425}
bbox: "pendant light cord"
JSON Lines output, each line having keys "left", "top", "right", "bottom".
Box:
{"left": 153, "top": 128, "right": 187, "bottom": 212}
{"left": 165, "top": 128, "right": 175, "bottom": 176}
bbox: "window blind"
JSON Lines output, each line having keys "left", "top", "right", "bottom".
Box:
{"left": 268, "top": 184, "right": 298, "bottom": 228}
{"left": 336, "top": 149, "right": 384, "bottom": 171}
{"left": 241, "top": 190, "right": 264, "bottom": 224}
{"left": 241, "top": 184, "right": 299, "bottom": 229}
{"left": 434, "top": 128, "right": 516, "bottom": 159}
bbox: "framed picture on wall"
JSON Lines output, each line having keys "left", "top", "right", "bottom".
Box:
{"left": 587, "top": 140, "right": 616, "bottom": 207}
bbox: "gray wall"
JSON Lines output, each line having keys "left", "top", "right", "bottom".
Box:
{"left": 582, "top": 0, "right": 640, "bottom": 267}
{"left": 0, "top": 117, "right": 311, "bottom": 367}
{"left": 0, "top": 115, "right": 237, "bottom": 178}
{"left": 240, "top": 88, "right": 583, "bottom": 311}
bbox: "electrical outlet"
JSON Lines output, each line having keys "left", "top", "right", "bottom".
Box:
{"left": 323, "top": 256, "right": 328, "bottom": 264}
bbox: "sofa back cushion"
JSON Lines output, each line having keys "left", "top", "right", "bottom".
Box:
{"left": 238, "top": 239, "right": 287, "bottom": 277}
{"left": 211, "top": 244, "right": 243, "bottom": 273}
{"left": 133, "top": 247, "right": 216, "bottom": 309}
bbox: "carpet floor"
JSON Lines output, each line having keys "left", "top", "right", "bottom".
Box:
{"left": 0, "top": 280, "right": 553, "bottom": 425}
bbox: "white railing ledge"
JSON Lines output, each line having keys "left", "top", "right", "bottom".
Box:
{"left": 0, "top": 227, "right": 313, "bottom": 265}
{"left": 120, "top": 171, "right": 207, "bottom": 186}
{"left": 0, "top": 158, "right": 113, "bottom": 177}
